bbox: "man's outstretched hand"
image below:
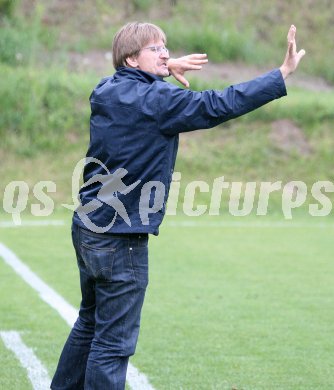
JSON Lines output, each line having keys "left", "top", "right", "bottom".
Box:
{"left": 168, "top": 54, "right": 208, "bottom": 88}
{"left": 280, "top": 25, "right": 306, "bottom": 80}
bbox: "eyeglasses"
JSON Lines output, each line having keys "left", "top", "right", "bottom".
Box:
{"left": 142, "top": 45, "right": 169, "bottom": 54}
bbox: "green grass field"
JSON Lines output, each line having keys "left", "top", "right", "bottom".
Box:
{"left": 2, "top": 1, "right": 334, "bottom": 388}
{"left": 0, "top": 213, "right": 333, "bottom": 389}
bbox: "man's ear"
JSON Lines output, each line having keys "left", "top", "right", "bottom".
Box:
{"left": 125, "top": 56, "right": 139, "bottom": 68}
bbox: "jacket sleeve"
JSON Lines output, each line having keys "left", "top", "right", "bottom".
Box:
{"left": 157, "top": 68, "right": 287, "bottom": 135}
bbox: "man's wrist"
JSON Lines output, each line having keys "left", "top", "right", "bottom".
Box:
{"left": 279, "top": 65, "right": 290, "bottom": 80}
{"left": 167, "top": 58, "right": 175, "bottom": 76}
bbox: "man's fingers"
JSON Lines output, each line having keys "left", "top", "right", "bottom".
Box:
{"left": 182, "top": 76, "right": 190, "bottom": 88}
{"left": 189, "top": 65, "right": 202, "bottom": 70}
{"left": 286, "top": 24, "right": 307, "bottom": 62}
{"left": 184, "top": 54, "right": 208, "bottom": 64}
{"left": 169, "top": 53, "right": 208, "bottom": 87}
{"left": 175, "top": 74, "right": 189, "bottom": 88}
{"left": 183, "top": 55, "right": 208, "bottom": 66}
{"left": 281, "top": 24, "right": 305, "bottom": 77}
{"left": 176, "top": 64, "right": 203, "bottom": 72}
{"left": 188, "top": 53, "right": 208, "bottom": 59}
{"left": 287, "top": 24, "right": 296, "bottom": 42}
{"left": 297, "top": 49, "right": 306, "bottom": 60}
{"left": 190, "top": 59, "right": 208, "bottom": 65}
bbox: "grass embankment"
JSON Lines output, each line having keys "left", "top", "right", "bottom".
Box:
{"left": 2, "top": 0, "right": 334, "bottom": 80}
{"left": 1, "top": 0, "right": 334, "bottom": 216}
{"left": 3, "top": 1, "right": 330, "bottom": 81}
{"left": 1, "top": 63, "right": 334, "bottom": 216}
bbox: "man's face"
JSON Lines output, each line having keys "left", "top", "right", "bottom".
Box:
{"left": 129, "top": 39, "right": 170, "bottom": 77}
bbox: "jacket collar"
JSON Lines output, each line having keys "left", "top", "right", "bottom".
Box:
{"left": 115, "top": 67, "right": 165, "bottom": 84}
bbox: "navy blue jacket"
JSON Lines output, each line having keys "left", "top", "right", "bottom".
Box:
{"left": 73, "top": 67, "right": 286, "bottom": 234}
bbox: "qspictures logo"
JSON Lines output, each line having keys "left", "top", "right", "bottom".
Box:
{"left": 70, "top": 158, "right": 141, "bottom": 233}
{"left": 2, "top": 158, "right": 334, "bottom": 231}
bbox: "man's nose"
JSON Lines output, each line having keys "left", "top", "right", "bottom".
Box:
{"left": 160, "top": 50, "right": 169, "bottom": 59}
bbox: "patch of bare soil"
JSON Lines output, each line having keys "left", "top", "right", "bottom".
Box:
{"left": 269, "top": 119, "right": 312, "bottom": 156}
{"left": 67, "top": 50, "right": 334, "bottom": 93}
{"left": 67, "top": 50, "right": 114, "bottom": 76}
{"left": 193, "top": 61, "right": 334, "bottom": 92}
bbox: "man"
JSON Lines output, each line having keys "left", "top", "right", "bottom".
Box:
{"left": 51, "top": 22, "right": 305, "bottom": 389}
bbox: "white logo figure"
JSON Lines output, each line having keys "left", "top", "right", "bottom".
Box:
{"left": 63, "top": 158, "right": 140, "bottom": 233}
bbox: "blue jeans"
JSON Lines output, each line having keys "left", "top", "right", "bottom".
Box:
{"left": 51, "top": 223, "right": 149, "bottom": 390}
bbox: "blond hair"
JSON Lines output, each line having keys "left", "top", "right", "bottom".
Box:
{"left": 112, "top": 22, "right": 167, "bottom": 69}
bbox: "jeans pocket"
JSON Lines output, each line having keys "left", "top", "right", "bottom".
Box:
{"left": 129, "top": 245, "right": 149, "bottom": 289}
{"left": 80, "top": 228, "right": 116, "bottom": 281}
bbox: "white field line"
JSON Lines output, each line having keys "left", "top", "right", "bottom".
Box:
{"left": 0, "top": 242, "right": 155, "bottom": 390}
{"left": 1, "top": 218, "right": 334, "bottom": 229}
{"left": 0, "top": 331, "right": 51, "bottom": 390}
{"left": 0, "top": 243, "right": 77, "bottom": 327}
{"left": 0, "top": 220, "right": 65, "bottom": 228}
{"left": 165, "top": 220, "right": 334, "bottom": 228}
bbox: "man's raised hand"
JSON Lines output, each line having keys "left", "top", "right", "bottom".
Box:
{"left": 280, "top": 25, "right": 306, "bottom": 80}
{"left": 168, "top": 54, "right": 208, "bottom": 88}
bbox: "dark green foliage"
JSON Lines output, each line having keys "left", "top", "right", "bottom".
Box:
{"left": 0, "top": 19, "right": 32, "bottom": 65}
{"left": 0, "top": 65, "right": 94, "bottom": 155}
{"left": 0, "top": 0, "right": 17, "bottom": 17}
